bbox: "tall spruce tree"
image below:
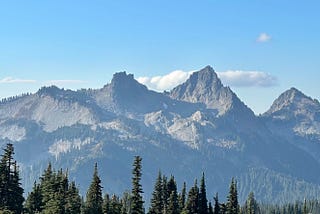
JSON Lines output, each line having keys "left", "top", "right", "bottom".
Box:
{"left": 199, "top": 173, "right": 208, "bottom": 214}
{"left": 213, "top": 193, "right": 220, "bottom": 214}
{"left": 178, "top": 182, "right": 186, "bottom": 213}
{"left": 148, "top": 171, "right": 163, "bottom": 214}
{"left": 208, "top": 202, "right": 214, "bottom": 214}
{"left": 131, "top": 156, "right": 144, "bottom": 214}
{"left": 85, "top": 163, "right": 103, "bottom": 214}
{"left": 25, "top": 181, "right": 43, "bottom": 214}
{"left": 226, "top": 178, "right": 239, "bottom": 214}
{"left": 0, "top": 143, "right": 24, "bottom": 214}
{"left": 243, "top": 192, "right": 259, "bottom": 214}
{"left": 184, "top": 180, "right": 199, "bottom": 214}
{"left": 66, "top": 181, "right": 82, "bottom": 214}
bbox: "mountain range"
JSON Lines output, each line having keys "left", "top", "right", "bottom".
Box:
{"left": 0, "top": 65, "right": 320, "bottom": 204}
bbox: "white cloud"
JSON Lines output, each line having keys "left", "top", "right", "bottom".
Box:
{"left": 217, "top": 70, "right": 277, "bottom": 87}
{"left": 0, "top": 77, "right": 36, "bottom": 84}
{"left": 137, "top": 70, "right": 194, "bottom": 91}
{"left": 137, "top": 69, "right": 277, "bottom": 91}
{"left": 257, "top": 33, "right": 271, "bottom": 43}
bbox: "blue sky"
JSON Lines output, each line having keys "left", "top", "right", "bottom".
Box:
{"left": 0, "top": 1, "right": 319, "bottom": 114}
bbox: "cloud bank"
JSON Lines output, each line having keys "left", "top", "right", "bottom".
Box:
{"left": 137, "top": 70, "right": 277, "bottom": 91}
{"left": 0, "top": 77, "right": 36, "bottom": 84}
{"left": 257, "top": 33, "right": 271, "bottom": 42}
{"left": 137, "top": 70, "right": 194, "bottom": 92}
{"left": 218, "top": 70, "right": 277, "bottom": 87}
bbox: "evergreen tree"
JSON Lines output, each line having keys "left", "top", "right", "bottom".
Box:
{"left": 148, "top": 171, "right": 163, "bottom": 214}
{"left": 110, "top": 194, "right": 122, "bottom": 214}
{"left": 184, "top": 180, "right": 199, "bottom": 214}
{"left": 102, "top": 194, "right": 111, "bottom": 214}
{"left": 0, "top": 143, "right": 24, "bottom": 214}
{"left": 162, "top": 175, "right": 168, "bottom": 213}
{"left": 213, "top": 193, "right": 220, "bottom": 214}
{"left": 25, "top": 181, "right": 43, "bottom": 214}
{"left": 226, "top": 178, "right": 239, "bottom": 214}
{"left": 243, "top": 192, "right": 259, "bottom": 214}
{"left": 120, "top": 191, "right": 132, "bottom": 214}
{"left": 40, "top": 162, "right": 55, "bottom": 211}
{"left": 85, "top": 163, "right": 103, "bottom": 214}
{"left": 166, "top": 176, "right": 179, "bottom": 214}
{"left": 208, "top": 202, "right": 214, "bottom": 214}
{"left": 199, "top": 173, "right": 208, "bottom": 214}
{"left": 131, "top": 156, "right": 144, "bottom": 214}
{"left": 178, "top": 182, "right": 186, "bottom": 213}
{"left": 66, "top": 181, "right": 81, "bottom": 214}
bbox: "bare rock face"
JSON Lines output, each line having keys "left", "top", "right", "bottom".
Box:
{"left": 1, "top": 66, "right": 320, "bottom": 204}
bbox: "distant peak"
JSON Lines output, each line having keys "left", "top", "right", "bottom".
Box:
{"left": 265, "top": 87, "right": 319, "bottom": 115}
{"left": 112, "top": 72, "right": 134, "bottom": 82}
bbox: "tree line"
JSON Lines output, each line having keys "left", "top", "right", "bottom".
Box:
{"left": 0, "top": 143, "right": 319, "bottom": 214}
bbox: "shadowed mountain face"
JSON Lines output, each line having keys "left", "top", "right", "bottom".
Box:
{"left": 0, "top": 66, "right": 320, "bottom": 204}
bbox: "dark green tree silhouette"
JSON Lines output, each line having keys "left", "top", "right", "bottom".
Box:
{"left": 131, "top": 156, "right": 144, "bottom": 214}
{"left": 199, "top": 173, "right": 208, "bottom": 214}
{"left": 226, "top": 178, "right": 239, "bottom": 214}
{"left": 0, "top": 144, "right": 24, "bottom": 214}
{"left": 25, "top": 181, "right": 43, "bottom": 214}
{"left": 148, "top": 171, "right": 163, "bottom": 214}
{"left": 85, "top": 163, "right": 103, "bottom": 214}
{"left": 184, "top": 180, "right": 199, "bottom": 214}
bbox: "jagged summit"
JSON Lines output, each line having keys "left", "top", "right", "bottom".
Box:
{"left": 265, "top": 87, "right": 320, "bottom": 116}
{"left": 170, "top": 65, "right": 252, "bottom": 116}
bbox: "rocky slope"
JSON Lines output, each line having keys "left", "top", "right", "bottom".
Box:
{"left": 0, "top": 66, "right": 319, "bottom": 203}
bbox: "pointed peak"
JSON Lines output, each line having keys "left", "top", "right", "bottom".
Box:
{"left": 265, "top": 87, "right": 319, "bottom": 115}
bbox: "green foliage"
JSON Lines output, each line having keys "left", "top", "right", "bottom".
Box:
{"left": 148, "top": 171, "right": 163, "bottom": 214}
{"left": 0, "top": 144, "right": 24, "bottom": 214}
{"left": 84, "top": 163, "right": 103, "bottom": 214}
{"left": 184, "top": 180, "right": 199, "bottom": 214}
{"left": 226, "top": 178, "right": 239, "bottom": 214}
{"left": 131, "top": 156, "right": 144, "bottom": 214}
{"left": 25, "top": 181, "right": 43, "bottom": 214}
{"left": 199, "top": 173, "right": 208, "bottom": 214}
{"left": 242, "top": 192, "right": 260, "bottom": 214}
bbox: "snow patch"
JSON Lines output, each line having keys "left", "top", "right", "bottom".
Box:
{"left": 49, "top": 138, "right": 93, "bottom": 159}
{"left": 0, "top": 125, "right": 26, "bottom": 142}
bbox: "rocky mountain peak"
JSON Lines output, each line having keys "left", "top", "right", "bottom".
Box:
{"left": 109, "top": 71, "right": 148, "bottom": 96}
{"left": 169, "top": 65, "right": 249, "bottom": 115}
{"left": 265, "top": 87, "right": 320, "bottom": 115}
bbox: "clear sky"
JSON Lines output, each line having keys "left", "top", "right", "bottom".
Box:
{"left": 0, "top": 0, "right": 319, "bottom": 114}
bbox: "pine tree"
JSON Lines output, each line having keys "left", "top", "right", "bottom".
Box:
{"left": 226, "top": 178, "right": 239, "bottom": 214}
{"left": 25, "top": 181, "right": 43, "bottom": 214}
{"left": 208, "top": 202, "right": 214, "bottom": 214}
{"left": 9, "top": 161, "right": 24, "bottom": 213}
{"left": 40, "top": 162, "right": 55, "bottom": 210}
{"left": 66, "top": 181, "right": 81, "bottom": 214}
{"left": 0, "top": 143, "right": 24, "bottom": 214}
{"left": 85, "top": 163, "right": 103, "bottom": 214}
{"left": 110, "top": 194, "right": 122, "bottom": 214}
{"left": 199, "top": 173, "right": 208, "bottom": 214}
{"left": 102, "top": 194, "right": 111, "bottom": 214}
{"left": 213, "top": 193, "right": 220, "bottom": 214}
{"left": 131, "top": 156, "right": 144, "bottom": 214}
{"left": 243, "top": 192, "right": 259, "bottom": 214}
{"left": 184, "top": 180, "right": 199, "bottom": 214}
{"left": 162, "top": 175, "right": 168, "bottom": 213}
{"left": 120, "top": 191, "right": 132, "bottom": 214}
{"left": 167, "top": 190, "right": 179, "bottom": 214}
{"left": 178, "top": 182, "right": 186, "bottom": 213}
{"left": 148, "top": 171, "right": 163, "bottom": 214}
